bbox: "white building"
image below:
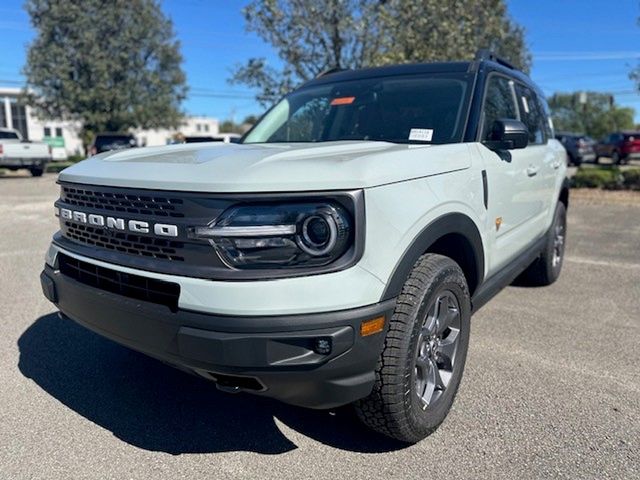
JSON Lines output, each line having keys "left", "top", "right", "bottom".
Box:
{"left": 1, "top": 87, "right": 84, "bottom": 160}
{"left": 1, "top": 86, "right": 220, "bottom": 158}
{"left": 135, "top": 116, "right": 220, "bottom": 147}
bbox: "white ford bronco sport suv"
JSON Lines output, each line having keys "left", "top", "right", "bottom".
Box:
{"left": 41, "top": 51, "right": 568, "bottom": 443}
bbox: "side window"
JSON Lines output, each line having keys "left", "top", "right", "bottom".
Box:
{"left": 516, "top": 84, "right": 546, "bottom": 145}
{"left": 481, "top": 75, "right": 518, "bottom": 140}
{"left": 538, "top": 95, "right": 554, "bottom": 139}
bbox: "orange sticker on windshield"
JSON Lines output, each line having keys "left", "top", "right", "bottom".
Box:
{"left": 331, "top": 96, "right": 355, "bottom": 106}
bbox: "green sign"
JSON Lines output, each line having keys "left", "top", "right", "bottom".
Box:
{"left": 43, "top": 136, "right": 65, "bottom": 148}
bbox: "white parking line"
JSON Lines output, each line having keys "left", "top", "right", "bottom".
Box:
{"left": 566, "top": 256, "right": 640, "bottom": 270}
{"left": 0, "top": 249, "right": 39, "bottom": 259}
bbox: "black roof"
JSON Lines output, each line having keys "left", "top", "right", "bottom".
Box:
{"left": 302, "top": 56, "right": 536, "bottom": 93}
{"left": 306, "top": 61, "right": 473, "bottom": 87}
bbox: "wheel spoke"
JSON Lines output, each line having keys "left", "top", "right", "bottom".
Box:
{"left": 431, "top": 358, "right": 446, "bottom": 390}
{"left": 416, "top": 355, "right": 430, "bottom": 371}
{"left": 438, "top": 329, "right": 459, "bottom": 367}
{"left": 423, "top": 305, "right": 438, "bottom": 335}
{"left": 422, "top": 365, "right": 436, "bottom": 404}
{"left": 438, "top": 307, "right": 458, "bottom": 335}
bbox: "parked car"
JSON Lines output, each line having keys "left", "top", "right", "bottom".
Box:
{"left": 41, "top": 50, "right": 568, "bottom": 443}
{"left": 0, "top": 128, "right": 51, "bottom": 176}
{"left": 595, "top": 131, "right": 640, "bottom": 164}
{"left": 555, "top": 132, "right": 596, "bottom": 166}
{"left": 89, "top": 133, "right": 137, "bottom": 156}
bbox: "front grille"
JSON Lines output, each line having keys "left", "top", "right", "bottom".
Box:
{"left": 64, "top": 221, "right": 185, "bottom": 261}
{"left": 56, "top": 182, "right": 234, "bottom": 272}
{"left": 58, "top": 253, "right": 180, "bottom": 311}
{"left": 61, "top": 185, "right": 185, "bottom": 218}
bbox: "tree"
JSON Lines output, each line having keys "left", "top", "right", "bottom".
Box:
{"left": 378, "top": 0, "right": 530, "bottom": 70}
{"left": 231, "top": 0, "right": 530, "bottom": 106}
{"left": 219, "top": 115, "right": 259, "bottom": 134}
{"left": 548, "top": 92, "right": 635, "bottom": 140}
{"left": 23, "top": 0, "right": 187, "bottom": 147}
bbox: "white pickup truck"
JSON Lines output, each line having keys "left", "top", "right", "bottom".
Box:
{"left": 0, "top": 128, "right": 51, "bottom": 176}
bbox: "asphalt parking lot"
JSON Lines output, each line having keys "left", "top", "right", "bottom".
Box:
{"left": 1, "top": 173, "right": 638, "bottom": 479}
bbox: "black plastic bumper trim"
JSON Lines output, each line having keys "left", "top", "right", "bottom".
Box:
{"left": 41, "top": 264, "right": 396, "bottom": 409}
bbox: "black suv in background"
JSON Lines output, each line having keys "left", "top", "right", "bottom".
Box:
{"left": 89, "top": 133, "right": 137, "bottom": 156}
{"left": 595, "top": 131, "right": 640, "bottom": 165}
{"left": 555, "top": 132, "right": 596, "bottom": 166}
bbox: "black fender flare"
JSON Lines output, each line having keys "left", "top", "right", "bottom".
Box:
{"left": 380, "top": 213, "right": 485, "bottom": 301}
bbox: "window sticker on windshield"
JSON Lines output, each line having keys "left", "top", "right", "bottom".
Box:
{"left": 330, "top": 96, "right": 355, "bottom": 106}
{"left": 521, "top": 96, "right": 530, "bottom": 114}
{"left": 409, "top": 128, "right": 434, "bottom": 142}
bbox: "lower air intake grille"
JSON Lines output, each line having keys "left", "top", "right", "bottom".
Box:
{"left": 58, "top": 253, "right": 180, "bottom": 311}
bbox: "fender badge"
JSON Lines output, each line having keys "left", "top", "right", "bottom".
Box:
{"left": 495, "top": 217, "right": 503, "bottom": 231}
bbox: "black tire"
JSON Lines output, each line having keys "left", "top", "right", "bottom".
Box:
{"left": 30, "top": 166, "right": 44, "bottom": 177}
{"left": 519, "top": 202, "right": 567, "bottom": 286}
{"left": 355, "top": 254, "right": 471, "bottom": 443}
{"left": 611, "top": 150, "right": 621, "bottom": 165}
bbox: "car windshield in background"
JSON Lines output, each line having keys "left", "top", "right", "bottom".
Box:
{"left": 243, "top": 73, "right": 471, "bottom": 145}
{"left": 184, "top": 136, "right": 222, "bottom": 143}
{"left": 0, "top": 131, "right": 19, "bottom": 139}
{"left": 95, "top": 136, "right": 135, "bottom": 150}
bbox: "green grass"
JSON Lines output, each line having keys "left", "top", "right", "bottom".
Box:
{"left": 572, "top": 166, "right": 623, "bottom": 189}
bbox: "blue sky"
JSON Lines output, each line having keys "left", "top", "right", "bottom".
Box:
{"left": 1, "top": 0, "right": 639, "bottom": 122}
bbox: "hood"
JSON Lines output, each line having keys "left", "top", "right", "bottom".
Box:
{"left": 58, "top": 141, "right": 472, "bottom": 192}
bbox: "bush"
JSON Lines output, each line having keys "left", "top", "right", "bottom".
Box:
{"left": 622, "top": 169, "right": 640, "bottom": 190}
{"left": 67, "top": 154, "right": 86, "bottom": 163}
{"left": 571, "top": 167, "right": 623, "bottom": 189}
{"left": 46, "top": 161, "right": 75, "bottom": 173}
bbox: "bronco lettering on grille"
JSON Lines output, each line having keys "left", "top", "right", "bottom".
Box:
{"left": 55, "top": 207, "right": 179, "bottom": 237}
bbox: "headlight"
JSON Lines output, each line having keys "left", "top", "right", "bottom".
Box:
{"left": 191, "top": 201, "right": 354, "bottom": 270}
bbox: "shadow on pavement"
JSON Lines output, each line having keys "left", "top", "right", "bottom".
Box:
{"left": 18, "top": 313, "right": 407, "bottom": 455}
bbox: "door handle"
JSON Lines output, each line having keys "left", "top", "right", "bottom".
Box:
{"left": 526, "top": 165, "right": 539, "bottom": 177}
{"left": 552, "top": 160, "right": 562, "bottom": 169}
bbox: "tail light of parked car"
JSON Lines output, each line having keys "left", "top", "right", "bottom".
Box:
{"left": 623, "top": 136, "right": 640, "bottom": 153}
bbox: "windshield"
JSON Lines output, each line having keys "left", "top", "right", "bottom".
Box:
{"left": 0, "top": 131, "right": 19, "bottom": 140}
{"left": 243, "top": 73, "right": 471, "bottom": 145}
{"left": 95, "top": 135, "right": 135, "bottom": 151}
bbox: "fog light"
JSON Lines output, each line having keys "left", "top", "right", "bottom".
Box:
{"left": 314, "top": 338, "right": 332, "bottom": 355}
{"left": 360, "top": 316, "right": 385, "bottom": 337}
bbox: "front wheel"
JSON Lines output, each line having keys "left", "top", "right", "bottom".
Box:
{"left": 355, "top": 254, "right": 471, "bottom": 443}
{"left": 611, "top": 150, "right": 621, "bottom": 165}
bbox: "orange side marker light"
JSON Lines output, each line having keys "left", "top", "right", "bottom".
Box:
{"left": 360, "top": 316, "right": 385, "bottom": 337}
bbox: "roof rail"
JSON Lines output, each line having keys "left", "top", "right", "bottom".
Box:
{"left": 474, "top": 49, "right": 516, "bottom": 70}
{"left": 317, "top": 67, "right": 348, "bottom": 78}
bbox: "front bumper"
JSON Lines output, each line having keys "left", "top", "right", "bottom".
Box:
{"left": 40, "top": 263, "right": 395, "bottom": 409}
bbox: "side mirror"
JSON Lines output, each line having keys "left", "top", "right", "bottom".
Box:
{"left": 484, "top": 119, "right": 529, "bottom": 151}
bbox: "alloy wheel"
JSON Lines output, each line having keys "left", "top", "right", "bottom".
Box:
{"left": 552, "top": 214, "right": 566, "bottom": 268}
{"left": 414, "top": 291, "right": 461, "bottom": 409}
